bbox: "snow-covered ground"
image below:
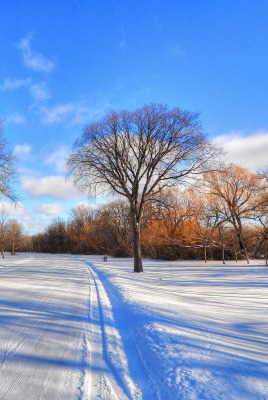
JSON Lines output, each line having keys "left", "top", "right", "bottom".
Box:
{"left": 0, "top": 253, "right": 267, "bottom": 399}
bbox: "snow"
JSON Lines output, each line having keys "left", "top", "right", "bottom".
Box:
{"left": 0, "top": 253, "right": 267, "bottom": 399}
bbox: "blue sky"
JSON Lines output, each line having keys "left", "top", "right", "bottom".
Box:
{"left": 1, "top": 0, "right": 268, "bottom": 233}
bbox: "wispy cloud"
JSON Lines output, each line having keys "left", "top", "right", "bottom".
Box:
{"left": 29, "top": 82, "right": 50, "bottom": 102}
{"left": 44, "top": 146, "right": 69, "bottom": 173}
{"left": 23, "top": 220, "right": 47, "bottom": 232}
{"left": 6, "top": 113, "right": 27, "bottom": 125}
{"left": 18, "top": 34, "right": 55, "bottom": 73}
{"left": 40, "top": 103, "right": 76, "bottom": 124}
{"left": 21, "top": 214, "right": 34, "bottom": 222}
{"left": 0, "top": 202, "right": 35, "bottom": 230}
{"left": 14, "top": 144, "right": 31, "bottom": 157}
{"left": 22, "top": 176, "right": 82, "bottom": 199}
{"left": 213, "top": 131, "right": 268, "bottom": 170}
{"left": 34, "top": 203, "right": 66, "bottom": 215}
{"left": 1, "top": 78, "right": 31, "bottom": 90}
{"left": 1, "top": 76, "right": 50, "bottom": 104}
{"left": 40, "top": 101, "right": 109, "bottom": 125}
{"left": 0, "top": 201, "right": 26, "bottom": 216}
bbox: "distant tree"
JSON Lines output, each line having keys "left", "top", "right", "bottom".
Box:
{"left": 69, "top": 203, "right": 94, "bottom": 229}
{"left": 31, "top": 232, "right": 47, "bottom": 253}
{"left": 95, "top": 200, "right": 133, "bottom": 257}
{"left": 67, "top": 104, "right": 220, "bottom": 272}
{"left": 141, "top": 188, "right": 200, "bottom": 259}
{"left": 252, "top": 169, "right": 268, "bottom": 257}
{"left": 0, "top": 207, "right": 8, "bottom": 257}
{"left": 204, "top": 164, "right": 268, "bottom": 262}
{"left": 6, "top": 219, "right": 23, "bottom": 255}
{"left": 67, "top": 204, "right": 96, "bottom": 253}
{"left": 45, "top": 218, "right": 67, "bottom": 253}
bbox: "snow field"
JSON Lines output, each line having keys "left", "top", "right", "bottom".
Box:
{"left": 0, "top": 253, "right": 267, "bottom": 399}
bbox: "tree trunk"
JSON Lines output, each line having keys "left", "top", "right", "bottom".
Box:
{"left": 233, "top": 243, "right": 238, "bottom": 263}
{"left": 222, "top": 243, "right": 225, "bottom": 264}
{"left": 238, "top": 236, "right": 249, "bottom": 264}
{"left": 253, "top": 227, "right": 268, "bottom": 257}
{"left": 204, "top": 242, "right": 207, "bottom": 263}
{"left": 131, "top": 212, "right": 143, "bottom": 272}
{"left": 235, "top": 220, "right": 249, "bottom": 264}
{"left": 218, "top": 227, "right": 225, "bottom": 264}
{"left": 231, "top": 234, "right": 238, "bottom": 262}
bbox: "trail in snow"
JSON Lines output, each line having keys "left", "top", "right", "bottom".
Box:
{"left": 0, "top": 253, "right": 268, "bottom": 399}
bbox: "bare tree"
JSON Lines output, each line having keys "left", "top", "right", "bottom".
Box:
{"left": 253, "top": 169, "right": 268, "bottom": 257}
{"left": 0, "top": 122, "right": 17, "bottom": 201}
{"left": 96, "top": 200, "right": 133, "bottom": 257}
{"left": 68, "top": 204, "right": 96, "bottom": 254}
{"left": 67, "top": 104, "right": 220, "bottom": 272}
{"left": 45, "top": 218, "right": 67, "bottom": 253}
{"left": 0, "top": 207, "right": 8, "bottom": 257}
{"left": 204, "top": 164, "right": 268, "bottom": 262}
{"left": 69, "top": 203, "right": 94, "bottom": 229}
{"left": 6, "top": 219, "right": 23, "bottom": 255}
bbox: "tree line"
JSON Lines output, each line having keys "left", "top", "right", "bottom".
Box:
{"left": 30, "top": 163, "right": 268, "bottom": 263}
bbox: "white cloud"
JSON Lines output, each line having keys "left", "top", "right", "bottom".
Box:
{"left": 22, "top": 176, "right": 82, "bottom": 199}
{"left": 0, "top": 201, "right": 35, "bottom": 223}
{"left": 40, "top": 103, "right": 75, "bottom": 124}
{"left": 23, "top": 220, "right": 47, "bottom": 232}
{"left": 1, "top": 78, "right": 31, "bottom": 90}
{"left": 40, "top": 101, "right": 109, "bottom": 125}
{"left": 18, "top": 34, "right": 55, "bottom": 73}
{"left": 6, "top": 113, "right": 26, "bottom": 125}
{"left": 14, "top": 144, "right": 31, "bottom": 156}
{"left": 40, "top": 215, "right": 54, "bottom": 221}
{"left": 21, "top": 214, "right": 34, "bottom": 222}
{"left": 29, "top": 82, "right": 50, "bottom": 102}
{"left": 44, "top": 146, "right": 69, "bottom": 173}
{"left": 213, "top": 131, "right": 268, "bottom": 171}
{"left": 34, "top": 203, "right": 66, "bottom": 215}
{"left": 0, "top": 201, "right": 25, "bottom": 216}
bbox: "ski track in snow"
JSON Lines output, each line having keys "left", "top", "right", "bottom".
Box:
{"left": 0, "top": 253, "right": 268, "bottom": 399}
